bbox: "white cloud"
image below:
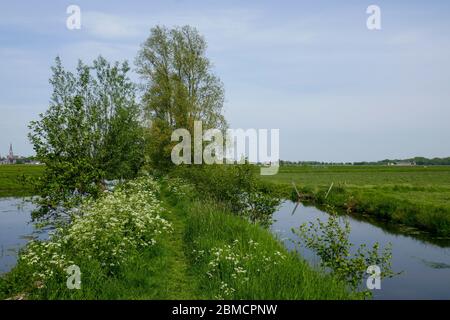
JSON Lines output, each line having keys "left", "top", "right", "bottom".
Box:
{"left": 82, "top": 11, "right": 145, "bottom": 39}
{"left": 80, "top": 8, "right": 316, "bottom": 49}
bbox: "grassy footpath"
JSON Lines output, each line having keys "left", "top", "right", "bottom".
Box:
{"left": 164, "top": 187, "right": 354, "bottom": 299}
{"left": 1, "top": 177, "right": 354, "bottom": 300}
{"left": 0, "top": 165, "right": 44, "bottom": 197}
{"left": 261, "top": 165, "right": 450, "bottom": 236}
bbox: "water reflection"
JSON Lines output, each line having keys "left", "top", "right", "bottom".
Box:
{"left": 0, "top": 198, "right": 48, "bottom": 274}
{"left": 271, "top": 201, "right": 450, "bottom": 300}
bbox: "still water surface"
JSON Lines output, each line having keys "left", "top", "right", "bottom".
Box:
{"left": 271, "top": 201, "right": 450, "bottom": 299}
{"left": 0, "top": 198, "right": 49, "bottom": 274}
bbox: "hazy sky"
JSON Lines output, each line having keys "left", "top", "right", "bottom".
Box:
{"left": 1, "top": 0, "right": 450, "bottom": 162}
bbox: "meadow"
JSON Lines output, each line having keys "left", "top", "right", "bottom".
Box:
{"left": 0, "top": 165, "right": 44, "bottom": 197}
{"left": 261, "top": 165, "right": 450, "bottom": 236}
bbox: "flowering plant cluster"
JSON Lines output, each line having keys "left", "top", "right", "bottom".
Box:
{"left": 20, "top": 177, "right": 172, "bottom": 285}
{"left": 194, "top": 239, "right": 286, "bottom": 299}
{"left": 164, "top": 177, "right": 196, "bottom": 199}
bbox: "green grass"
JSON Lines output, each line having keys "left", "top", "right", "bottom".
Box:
{"left": 0, "top": 165, "right": 44, "bottom": 197}
{"left": 180, "top": 198, "right": 354, "bottom": 299}
{"left": 261, "top": 165, "right": 450, "bottom": 236}
{"left": 1, "top": 177, "right": 354, "bottom": 300}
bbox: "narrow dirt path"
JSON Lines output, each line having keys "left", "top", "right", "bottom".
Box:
{"left": 148, "top": 190, "right": 201, "bottom": 299}
{"left": 160, "top": 205, "right": 199, "bottom": 299}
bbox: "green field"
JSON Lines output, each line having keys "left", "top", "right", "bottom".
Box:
{"left": 0, "top": 165, "right": 44, "bottom": 197}
{"left": 261, "top": 165, "right": 450, "bottom": 236}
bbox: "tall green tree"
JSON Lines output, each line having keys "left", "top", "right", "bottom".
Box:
{"left": 29, "top": 56, "right": 144, "bottom": 216}
{"left": 136, "top": 25, "right": 227, "bottom": 170}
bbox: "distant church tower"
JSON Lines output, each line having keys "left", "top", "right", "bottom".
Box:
{"left": 7, "top": 143, "right": 15, "bottom": 164}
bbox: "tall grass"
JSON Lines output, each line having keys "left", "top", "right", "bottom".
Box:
{"left": 166, "top": 190, "right": 355, "bottom": 299}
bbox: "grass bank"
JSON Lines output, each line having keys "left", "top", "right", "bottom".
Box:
{"left": 1, "top": 176, "right": 354, "bottom": 300}
{"left": 261, "top": 165, "right": 450, "bottom": 236}
{"left": 164, "top": 182, "right": 354, "bottom": 299}
{"left": 0, "top": 165, "right": 44, "bottom": 197}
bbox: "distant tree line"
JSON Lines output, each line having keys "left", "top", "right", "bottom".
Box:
{"left": 280, "top": 157, "right": 450, "bottom": 166}
{"left": 279, "top": 160, "right": 353, "bottom": 166}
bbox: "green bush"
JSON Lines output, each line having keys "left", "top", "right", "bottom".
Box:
{"left": 171, "top": 164, "right": 281, "bottom": 226}
{"left": 293, "top": 205, "right": 395, "bottom": 296}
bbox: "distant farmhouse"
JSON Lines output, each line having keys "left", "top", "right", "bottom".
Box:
{"left": 0, "top": 144, "right": 41, "bottom": 165}
{"left": 388, "top": 161, "right": 416, "bottom": 166}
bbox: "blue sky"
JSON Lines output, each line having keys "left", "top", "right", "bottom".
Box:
{"left": 1, "top": 0, "right": 450, "bottom": 161}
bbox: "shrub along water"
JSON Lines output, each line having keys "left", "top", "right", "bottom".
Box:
{"left": 170, "top": 164, "right": 282, "bottom": 227}
{"left": 293, "top": 204, "right": 395, "bottom": 297}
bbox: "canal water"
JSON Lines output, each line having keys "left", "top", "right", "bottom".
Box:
{"left": 0, "top": 197, "right": 49, "bottom": 275}
{"left": 271, "top": 201, "right": 450, "bottom": 299}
